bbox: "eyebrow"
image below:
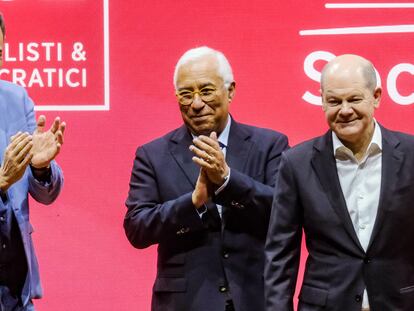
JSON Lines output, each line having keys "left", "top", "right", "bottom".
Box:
{"left": 177, "top": 82, "right": 216, "bottom": 92}
{"left": 324, "top": 90, "right": 364, "bottom": 97}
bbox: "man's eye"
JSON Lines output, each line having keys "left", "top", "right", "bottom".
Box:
{"left": 200, "top": 89, "right": 214, "bottom": 96}
{"left": 349, "top": 98, "right": 362, "bottom": 103}
{"left": 328, "top": 100, "right": 340, "bottom": 106}
{"left": 180, "top": 92, "right": 192, "bottom": 99}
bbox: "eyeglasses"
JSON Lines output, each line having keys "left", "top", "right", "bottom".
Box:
{"left": 176, "top": 87, "right": 217, "bottom": 106}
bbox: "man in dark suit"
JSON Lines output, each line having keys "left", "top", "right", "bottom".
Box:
{"left": 124, "top": 46, "right": 288, "bottom": 311}
{"left": 265, "top": 54, "right": 414, "bottom": 311}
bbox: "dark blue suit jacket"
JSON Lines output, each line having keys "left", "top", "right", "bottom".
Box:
{"left": 124, "top": 118, "right": 288, "bottom": 311}
{"left": 265, "top": 125, "right": 414, "bottom": 311}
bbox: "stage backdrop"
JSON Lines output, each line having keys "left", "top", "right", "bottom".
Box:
{"left": 1, "top": 1, "right": 413, "bottom": 310}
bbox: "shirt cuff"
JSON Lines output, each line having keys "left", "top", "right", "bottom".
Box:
{"left": 30, "top": 165, "right": 52, "bottom": 184}
{"left": 214, "top": 168, "right": 231, "bottom": 196}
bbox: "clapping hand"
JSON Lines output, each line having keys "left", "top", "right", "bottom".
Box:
{"left": 0, "top": 132, "right": 33, "bottom": 190}
{"left": 190, "top": 132, "right": 229, "bottom": 186}
{"left": 31, "top": 115, "right": 66, "bottom": 169}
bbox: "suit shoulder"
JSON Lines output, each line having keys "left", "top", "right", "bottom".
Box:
{"left": 388, "top": 129, "right": 414, "bottom": 142}
{"left": 0, "top": 80, "right": 31, "bottom": 114}
{"left": 237, "top": 122, "right": 288, "bottom": 141}
{"left": 0, "top": 80, "right": 28, "bottom": 98}
{"left": 384, "top": 128, "right": 414, "bottom": 150}
{"left": 283, "top": 135, "right": 322, "bottom": 160}
{"left": 136, "top": 127, "right": 181, "bottom": 153}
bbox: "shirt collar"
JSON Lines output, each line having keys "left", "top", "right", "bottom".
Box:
{"left": 191, "top": 115, "right": 231, "bottom": 148}
{"left": 218, "top": 116, "right": 231, "bottom": 148}
{"left": 332, "top": 119, "right": 382, "bottom": 160}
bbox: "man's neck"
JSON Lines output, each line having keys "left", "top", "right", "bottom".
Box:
{"left": 341, "top": 122, "right": 375, "bottom": 161}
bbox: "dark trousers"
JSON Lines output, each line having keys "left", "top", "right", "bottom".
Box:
{"left": 225, "top": 299, "right": 235, "bottom": 311}
{"left": 0, "top": 287, "right": 34, "bottom": 311}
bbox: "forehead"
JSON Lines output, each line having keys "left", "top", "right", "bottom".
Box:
{"left": 323, "top": 69, "right": 369, "bottom": 97}
{"left": 176, "top": 56, "right": 223, "bottom": 89}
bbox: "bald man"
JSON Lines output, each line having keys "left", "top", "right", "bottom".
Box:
{"left": 265, "top": 54, "right": 414, "bottom": 311}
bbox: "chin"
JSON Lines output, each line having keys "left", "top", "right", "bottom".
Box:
{"left": 336, "top": 123, "right": 361, "bottom": 134}
{"left": 336, "top": 129, "right": 362, "bottom": 142}
{"left": 191, "top": 127, "right": 213, "bottom": 136}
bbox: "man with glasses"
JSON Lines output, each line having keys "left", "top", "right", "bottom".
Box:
{"left": 265, "top": 54, "right": 414, "bottom": 311}
{"left": 124, "top": 46, "right": 288, "bottom": 311}
{"left": 0, "top": 14, "right": 65, "bottom": 310}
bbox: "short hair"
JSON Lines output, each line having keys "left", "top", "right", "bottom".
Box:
{"left": 173, "top": 46, "right": 234, "bottom": 89}
{"left": 360, "top": 64, "right": 377, "bottom": 91}
{"left": 0, "top": 14, "right": 5, "bottom": 37}
{"left": 321, "top": 54, "right": 377, "bottom": 92}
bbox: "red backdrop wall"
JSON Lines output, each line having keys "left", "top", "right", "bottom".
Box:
{"left": 1, "top": 1, "right": 414, "bottom": 310}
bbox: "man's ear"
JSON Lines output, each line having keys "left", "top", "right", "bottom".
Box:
{"left": 228, "top": 82, "right": 236, "bottom": 102}
{"left": 320, "top": 89, "right": 327, "bottom": 111}
{"left": 373, "top": 86, "right": 382, "bottom": 108}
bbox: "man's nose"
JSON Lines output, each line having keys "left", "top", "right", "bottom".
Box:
{"left": 338, "top": 101, "right": 354, "bottom": 115}
{"left": 191, "top": 94, "right": 205, "bottom": 110}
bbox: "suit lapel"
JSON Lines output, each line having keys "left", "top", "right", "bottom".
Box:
{"left": 368, "top": 126, "right": 403, "bottom": 250}
{"left": 311, "top": 131, "right": 364, "bottom": 252}
{"left": 221, "top": 120, "right": 253, "bottom": 227}
{"left": 225, "top": 120, "right": 253, "bottom": 173}
{"left": 169, "top": 125, "right": 199, "bottom": 187}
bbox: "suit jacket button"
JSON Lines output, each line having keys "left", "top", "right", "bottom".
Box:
{"left": 219, "top": 285, "right": 228, "bottom": 293}
{"left": 355, "top": 294, "right": 362, "bottom": 302}
{"left": 222, "top": 251, "right": 229, "bottom": 259}
{"left": 364, "top": 257, "right": 371, "bottom": 264}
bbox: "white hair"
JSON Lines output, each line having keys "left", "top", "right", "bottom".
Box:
{"left": 173, "top": 46, "right": 234, "bottom": 89}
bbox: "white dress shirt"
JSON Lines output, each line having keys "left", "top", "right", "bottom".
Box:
{"left": 332, "top": 120, "right": 382, "bottom": 309}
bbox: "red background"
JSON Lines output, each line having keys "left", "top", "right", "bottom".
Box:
{"left": 1, "top": 1, "right": 414, "bottom": 310}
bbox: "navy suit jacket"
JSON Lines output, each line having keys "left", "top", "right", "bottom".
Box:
{"left": 0, "top": 80, "right": 63, "bottom": 305}
{"left": 124, "top": 118, "right": 288, "bottom": 311}
{"left": 265, "top": 125, "right": 414, "bottom": 311}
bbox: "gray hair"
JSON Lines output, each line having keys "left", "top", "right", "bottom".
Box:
{"left": 173, "top": 46, "right": 234, "bottom": 89}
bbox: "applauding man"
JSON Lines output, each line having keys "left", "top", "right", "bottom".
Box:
{"left": 0, "top": 14, "right": 65, "bottom": 311}
{"left": 124, "top": 46, "right": 288, "bottom": 311}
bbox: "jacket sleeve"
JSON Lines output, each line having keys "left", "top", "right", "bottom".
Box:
{"left": 264, "top": 152, "right": 302, "bottom": 311}
{"left": 28, "top": 161, "right": 64, "bottom": 204}
{"left": 214, "top": 133, "right": 289, "bottom": 230}
{"left": 124, "top": 145, "right": 204, "bottom": 249}
{"left": 23, "top": 88, "right": 64, "bottom": 204}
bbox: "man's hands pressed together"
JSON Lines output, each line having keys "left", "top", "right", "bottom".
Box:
{"left": 190, "top": 131, "right": 229, "bottom": 208}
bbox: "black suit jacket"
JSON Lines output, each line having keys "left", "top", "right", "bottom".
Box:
{"left": 124, "top": 118, "right": 288, "bottom": 311}
{"left": 265, "top": 125, "right": 414, "bottom": 311}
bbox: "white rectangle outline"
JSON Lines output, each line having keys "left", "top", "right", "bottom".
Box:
{"left": 35, "top": 0, "right": 110, "bottom": 111}
{"left": 300, "top": 24, "right": 414, "bottom": 35}
{"left": 326, "top": 3, "right": 414, "bottom": 9}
